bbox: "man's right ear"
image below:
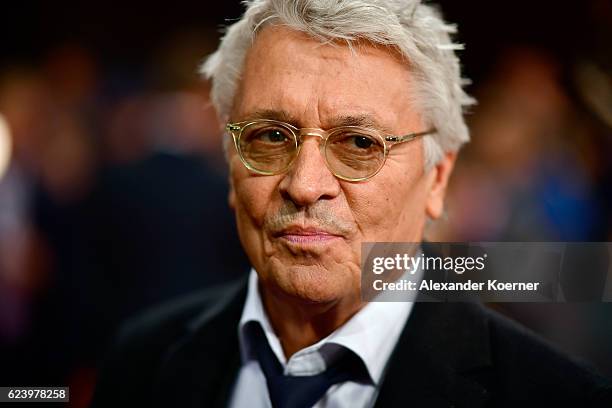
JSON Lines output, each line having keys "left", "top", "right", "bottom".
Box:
{"left": 228, "top": 176, "right": 236, "bottom": 210}
{"left": 220, "top": 115, "right": 237, "bottom": 210}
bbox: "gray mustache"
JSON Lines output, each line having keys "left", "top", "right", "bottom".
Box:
{"left": 265, "top": 202, "right": 355, "bottom": 236}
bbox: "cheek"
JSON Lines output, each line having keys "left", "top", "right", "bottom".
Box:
{"left": 347, "top": 182, "right": 408, "bottom": 238}
{"left": 344, "top": 157, "right": 428, "bottom": 241}
{"left": 232, "top": 165, "right": 279, "bottom": 228}
{"left": 230, "top": 160, "right": 285, "bottom": 267}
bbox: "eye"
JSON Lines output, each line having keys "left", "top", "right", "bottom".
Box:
{"left": 252, "top": 128, "right": 291, "bottom": 144}
{"left": 335, "top": 133, "right": 378, "bottom": 150}
{"left": 352, "top": 135, "right": 374, "bottom": 149}
{"left": 327, "top": 131, "right": 383, "bottom": 160}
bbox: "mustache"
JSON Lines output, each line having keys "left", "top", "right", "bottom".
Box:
{"left": 265, "top": 201, "right": 356, "bottom": 236}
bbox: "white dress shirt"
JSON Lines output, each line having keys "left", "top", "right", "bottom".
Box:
{"left": 229, "top": 269, "right": 414, "bottom": 408}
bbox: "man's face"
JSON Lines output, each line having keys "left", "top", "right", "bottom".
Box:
{"left": 228, "top": 26, "right": 453, "bottom": 305}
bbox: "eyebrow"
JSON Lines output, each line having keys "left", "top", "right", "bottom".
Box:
{"left": 241, "top": 109, "right": 299, "bottom": 124}
{"left": 239, "top": 109, "right": 394, "bottom": 134}
{"left": 332, "top": 114, "right": 392, "bottom": 132}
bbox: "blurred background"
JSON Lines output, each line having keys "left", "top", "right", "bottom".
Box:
{"left": 0, "top": 0, "right": 610, "bottom": 406}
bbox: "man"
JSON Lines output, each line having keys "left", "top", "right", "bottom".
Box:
{"left": 91, "top": 1, "right": 611, "bottom": 407}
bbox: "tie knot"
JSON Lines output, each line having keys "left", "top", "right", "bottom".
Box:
{"left": 246, "top": 323, "right": 369, "bottom": 408}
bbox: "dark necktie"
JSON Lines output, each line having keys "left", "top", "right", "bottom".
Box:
{"left": 248, "top": 323, "right": 368, "bottom": 408}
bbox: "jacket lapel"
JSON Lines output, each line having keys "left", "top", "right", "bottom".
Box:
{"left": 374, "top": 301, "right": 492, "bottom": 408}
{"left": 152, "top": 278, "right": 248, "bottom": 408}
{"left": 148, "top": 242, "right": 494, "bottom": 408}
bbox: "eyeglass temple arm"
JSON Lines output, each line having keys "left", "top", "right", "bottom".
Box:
{"left": 385, "top": 128, "right": 436, "bottom": 144}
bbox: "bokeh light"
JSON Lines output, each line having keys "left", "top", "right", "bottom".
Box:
{"left": 0, "top": 113, "right": 12, "bottom": 180}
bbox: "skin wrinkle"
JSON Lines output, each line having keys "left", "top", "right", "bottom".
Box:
{"left": 228, "top": 25, "right": 456, "bottom": 357}
{"left": 238, "top": 108, "right": 395, "bottom": 134}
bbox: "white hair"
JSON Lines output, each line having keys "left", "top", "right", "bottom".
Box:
{"left": 201, "top": 0, "right": 474, "bottom": 169}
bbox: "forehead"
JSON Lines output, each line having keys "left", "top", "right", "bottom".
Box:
{"left": 233, "top": 25, "right": 420, "bottom": 131}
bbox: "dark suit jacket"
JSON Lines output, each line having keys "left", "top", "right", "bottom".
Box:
{"left": 91, "top": 277, "right": 611, "bottom": 407}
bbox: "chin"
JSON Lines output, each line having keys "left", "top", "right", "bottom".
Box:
{"left": 267, "top": 263, "right": 356, "bottom": 304}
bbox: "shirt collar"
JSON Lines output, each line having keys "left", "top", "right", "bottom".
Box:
{"left": 238, "top": 268, "right": 415, "bottom": 385}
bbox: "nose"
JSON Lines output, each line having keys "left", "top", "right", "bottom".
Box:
{"left": 278, "top": 136, "right": 341, "bottom": 207}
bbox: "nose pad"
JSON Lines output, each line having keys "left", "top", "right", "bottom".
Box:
{"left": 297, "top": 128, "right": 327, "bottom": 160}
{"left": 298, "top": 128, "right": 326, "bottom": 141}
{"left": 294, "top": 130, "right": 326, "bottom": 167}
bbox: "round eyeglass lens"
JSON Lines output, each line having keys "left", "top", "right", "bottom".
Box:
{"left": 238, "top": 122, "right": 298, "bottom": 174}
{"left": 325, "top": 129, "right": 385, "bottom": 180}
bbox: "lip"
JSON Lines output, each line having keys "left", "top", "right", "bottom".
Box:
{"left": 273, "top": 226, "right": 343, "bottom": 245}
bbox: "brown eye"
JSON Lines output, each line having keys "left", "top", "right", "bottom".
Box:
{"left": 352, "top": 135, "right": 374, "bottom": 149}
{"left": 328, "top": 132, "right": 382, "bottom": 153}
{"left": 265, "top": 129, "right": 288, "bottom": 143}
{"left": 249, "top": 128, "right": 291, "bottom": 144}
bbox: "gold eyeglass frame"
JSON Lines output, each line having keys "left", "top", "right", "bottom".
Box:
{"left": 226, "top": 119, "right": 436, "bottom": 182}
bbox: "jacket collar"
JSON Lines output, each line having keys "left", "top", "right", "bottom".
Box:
{"left": 374, "top": 301, "right": 492, "bottom": 407}
{"left": 238, "top": 269, "right": 415, "bottom": 385}
{"left": 374, "top": 243, "right": 493, "bottom": 407}
{"left": 152, "top": 277, "right": 248, "bottom": 408}
{"left": 153, "top": 254, "right": 493, "bottom": 408}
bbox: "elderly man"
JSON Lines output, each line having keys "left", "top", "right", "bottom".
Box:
{"left": 91, "top": 1, "right": 611, "bottom": 407}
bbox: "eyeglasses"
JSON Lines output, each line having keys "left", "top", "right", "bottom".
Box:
{"left": 226, "top": 119, "right": 436, "bottom": 182}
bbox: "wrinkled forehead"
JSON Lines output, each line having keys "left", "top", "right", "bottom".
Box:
{"left": 232, "top": 25, "right": 422, "bottom": 132}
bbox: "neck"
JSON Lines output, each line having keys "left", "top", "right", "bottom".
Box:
{"left": 259, "top": 284, "right": 363, "bottom": 358}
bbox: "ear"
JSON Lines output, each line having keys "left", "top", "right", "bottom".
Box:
{"left": 425, "top": 151, "right": 457, "bottom": 220}
{"left": 220, "top": 116, "right": 237, "bottom": 210}
{"left": 228, "top": 173, "right": 236, "bottom": 210}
